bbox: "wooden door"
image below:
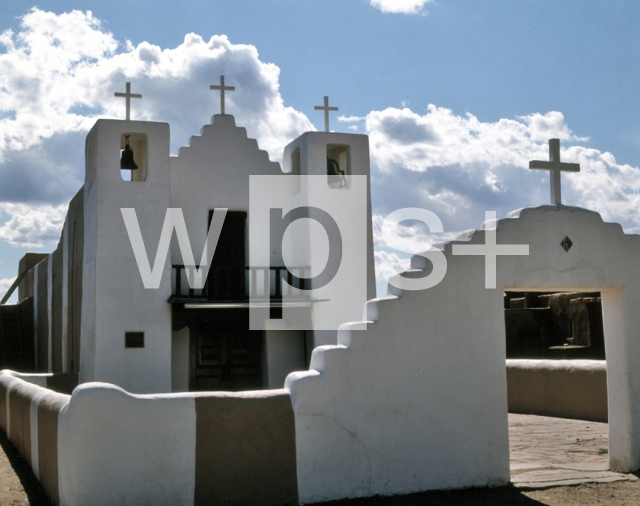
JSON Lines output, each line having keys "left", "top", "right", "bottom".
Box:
{"left": 189, "top": 311, "right": 262, "bottom": 392}
{"left": 207, "top": 210, "right": 246, "bottom": 300}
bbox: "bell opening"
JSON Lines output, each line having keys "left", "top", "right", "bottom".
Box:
{"left": 327, "top": 144, "right": 350, "bottom": 189}
{"left": 120, "top": 133, "right": 148, "bottom": 182}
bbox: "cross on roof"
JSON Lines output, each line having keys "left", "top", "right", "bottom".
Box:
{"left": 314, "top": 96, "right": 339, "bottom": 132}
{"left": 452, "top": 211, "right": 529, "bottom": 289}
{"left": 210, "top": 75, "right": 235, "bottom": 115}
{"left": 114, "top": 82, "right": 142, "bottom": 121}
{"left": 529, "top": 138, "right": 580, "bottom": 205}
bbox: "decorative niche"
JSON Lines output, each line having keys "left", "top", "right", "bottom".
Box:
{"left": 326, "top": 144, "right": 350, "bottom": 189}
{"left": 120, "top": 132, "right": 148, "bottom": 182}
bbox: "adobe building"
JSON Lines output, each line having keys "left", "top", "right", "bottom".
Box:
{"left": 1, "top": 87, "right": 640, "bottom": 504}
{"left": 0, "top": 85, "right": 375, "bottom": 394}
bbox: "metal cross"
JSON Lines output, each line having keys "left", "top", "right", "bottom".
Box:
{"left": 314, "top": 96, "right": 339, "bottom": 132}
{"left": 529, "top": 138, "right": 580, "bottom": 205}
{"left": 114, "top": 82, "right": 142, "bottom": 121}
{"left": 452, "top": 211, "right": 529, "bottom": 289}
{"left": 210, "top": 75, "right": 235, "bottom": 115}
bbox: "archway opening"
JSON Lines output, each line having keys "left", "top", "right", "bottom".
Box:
{"left": 504, "top": 290, "right": 616, "bottom": 488}
{"left": 505, "top": 291, "right": 604, "bottom": 360}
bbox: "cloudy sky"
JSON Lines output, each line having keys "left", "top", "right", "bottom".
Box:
{"left": 0, "top": 0, "right": 638, "bottom": 298}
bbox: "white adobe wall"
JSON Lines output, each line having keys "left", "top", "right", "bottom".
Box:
{"left": 81, "top": 120, "right": 172, "bottom": 393}
{"left": 57, "top": 383, "right": 195, "bottom": 506}
{"left": 169, "top": 114, "right": 282, "bottom": 266}
{"left": 264, "top": 325, "right": 306, "bottom": 389}
{"left": 507, "top": 359, "right": 608, "bottom": 422}
{"left": 286, "top": 205, "right": 640, "bottom": 503}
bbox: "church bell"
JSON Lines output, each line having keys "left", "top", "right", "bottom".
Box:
{"left": 327, "top": 157, "right": 347, "bottom": 188}
{"left": 120, "top": 135, "right": 138, "bottom": 170}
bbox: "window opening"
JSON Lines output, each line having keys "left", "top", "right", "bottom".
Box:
{"left": 125, "top": 332, "right": 145, "bottom": 348}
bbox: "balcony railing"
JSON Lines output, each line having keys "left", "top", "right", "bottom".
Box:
{"left": 170, "top": 265, "right": 311, "bottom": 302}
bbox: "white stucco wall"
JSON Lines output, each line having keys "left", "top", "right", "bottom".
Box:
{"left": 81, "top": 120, "right": 172, "bottom": 393}
{"left": 264, "top": 328, "right": 305, "bottom": 389}
{"left": 286, "top": 205, "right": 640, "bottom": 503}
{"left": 170, "top": 114, "right": 282, "bottom": 267}
{"left": 58, "top": 383, "right": 196, "bottom": 506}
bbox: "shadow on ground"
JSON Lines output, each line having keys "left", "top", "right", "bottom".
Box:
{"left": 311, "top": 486, "right": 546, "bottom": 506}
{"left": 0, "top": 430, "right": 51, "bottom": 506}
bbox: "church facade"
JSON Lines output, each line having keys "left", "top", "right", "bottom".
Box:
{"left": 7, "top": 111, "right": 375, "bottom": 394}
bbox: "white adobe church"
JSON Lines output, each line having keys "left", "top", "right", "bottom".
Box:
{"left": 3, "top": 77, "right": 640, "bottom": 506}
{"left": 9, "top": 78, "right": 375, "bottom": 394}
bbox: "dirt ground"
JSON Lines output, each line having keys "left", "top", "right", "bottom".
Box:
{"left": 1, "top": 428, "right": 640, "bottom": 506}
{"left": 0, "top": 431, "right": 50, "bottom": 506}
{"left": 314, "top": 481, "right": 640, "bottom": 505}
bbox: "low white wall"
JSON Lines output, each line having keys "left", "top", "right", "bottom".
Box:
{"left": 1, "top": 373, "right": 297, "bottom": 506}
{"left": 507, "top": 359, "right": 607, "bottom": 422}
{"left": 287, "top": 291, "right": 511, "bottom": 504}
{"left": 0, "top": 370, "right": 70, "bottom": 505}
{"left": 58, "top": 383, "right": 196, "bottom": 506}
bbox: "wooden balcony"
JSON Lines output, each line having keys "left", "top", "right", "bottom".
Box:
{"left": 169, "top": 265, "right": 311, "bottom": 303}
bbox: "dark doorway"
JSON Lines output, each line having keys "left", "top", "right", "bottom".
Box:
{"left": 0, "top": 299, "right": 35, "bottom": 371}
{"left": 504, "top": 291, "right": 605, "bottom": 359}
{"left": 207, "top": 210, "right": 246, "bottom": 301}
{"left": 189, "top": 309, "right": 263, "bottom": 391}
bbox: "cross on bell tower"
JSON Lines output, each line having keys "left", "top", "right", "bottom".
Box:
{"left": 529, "top": 138, "right": 580, "bottom": 205}
{"left": 314, "top": 96, "right": 339, "bottom": 132}
{"left": 210, "top": 75, "right": 235, "bottom": 115}
{"left": 114, "top": 82, "right": 142, "bottom": 121}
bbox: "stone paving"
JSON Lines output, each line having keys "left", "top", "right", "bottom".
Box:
{"left": 509, "top": 413, "right": 639, "bottom": 489}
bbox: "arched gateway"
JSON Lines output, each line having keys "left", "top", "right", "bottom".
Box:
{"left": 286, "top": 203, "right": 640, "bottom": 502}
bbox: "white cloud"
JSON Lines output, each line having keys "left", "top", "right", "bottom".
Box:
{"left": 364, "top": 105, "right": 640, "bottom": 238}
{"left": 372, "top": 212, "right": 456, "bottom": 252}
{"left": 519, "top": 111, "right": 588, "bottom": 142}
{"left": 0, "top": 277, "right": 16, "bottom": 300}
{"left": 374, "top": 250, "right": 410, "bottom": 282}
{"left": 0, "top": 203, "right": 67, "bottom": 247}
{"left": 0, "top": 8, "right": 314, "bottom": 247}
{"left": 370, "top": 0, "right": 433, "bottom": 15}
{"left": 338, "top": 115, "right": 365, "bottom": 123}
{"left": 3, "top": 6, "right": 640, "bottom": 282}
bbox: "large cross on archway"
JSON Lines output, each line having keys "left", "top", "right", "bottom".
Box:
{"left": 210, "top": 75, "right": 235, "bottom": 115}
{"left": 314, "top": 96, "right": 339, "bottom": 132}
{"left": 114, "top": 82, "right": 142, "bottom": 121}
{"left": 529, "top": 138, "right": 580, "bottom": 205}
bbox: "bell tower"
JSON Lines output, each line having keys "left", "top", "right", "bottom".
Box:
{"left": 81, "top": 116, "right": 172, "bottom": 393}
{"left": 281, "top": 98, "right": 376, "bottom": 349}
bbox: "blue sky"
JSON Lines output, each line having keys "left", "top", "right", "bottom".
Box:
{"left": 0, "top": 0, "right": 638, "bottom": 298}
